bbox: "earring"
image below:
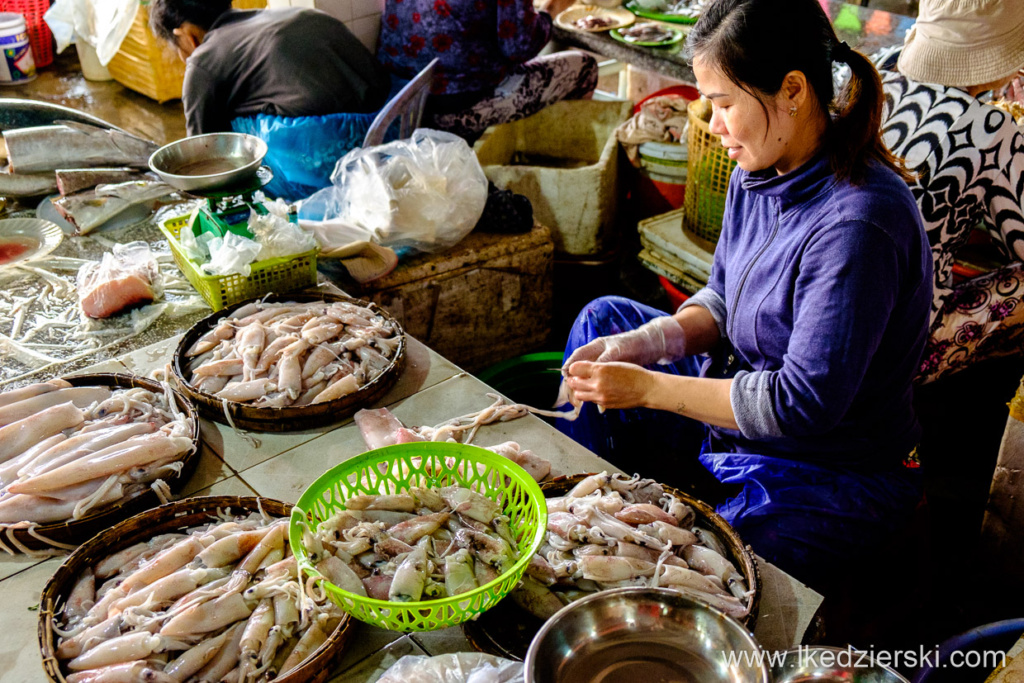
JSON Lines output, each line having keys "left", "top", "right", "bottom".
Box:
{"left": 789, "top": 105, "right": 798, "bottom": 118}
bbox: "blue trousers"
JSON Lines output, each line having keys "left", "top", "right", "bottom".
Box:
{"left": 557, "top": 296, "right": 923, "bottom": 589}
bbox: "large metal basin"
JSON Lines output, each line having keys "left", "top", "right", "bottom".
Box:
{"left": 148, "top": 132, "right": 267, "bottom": 193}
{"left": 525, "top": 587, "right": 769, "bottom": 683}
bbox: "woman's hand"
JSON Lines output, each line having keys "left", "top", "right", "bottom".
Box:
{"left": 564, "top": 361, "right": 655, "bottom": 410}
{"left": 562, "top": 316, "right": 686, "bottom": 369}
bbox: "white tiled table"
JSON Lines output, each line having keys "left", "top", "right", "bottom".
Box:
{"left": 0, "top": 333, "right": 823, "bottom": 682}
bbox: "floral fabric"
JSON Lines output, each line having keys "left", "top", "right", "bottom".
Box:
{"left": 378, "top": 0, "right": 551, "bottom": 96}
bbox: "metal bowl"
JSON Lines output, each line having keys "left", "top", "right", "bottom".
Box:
{"left": 524, "top": 587, "right": 769, "bottom": 683}
{"left": 772, "top": 647, "right": 911, "bottom": 683}
{"left": 148, "top": 132, "right": 267, "bottom": 193}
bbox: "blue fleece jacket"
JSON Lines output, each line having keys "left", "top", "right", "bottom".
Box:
{"left": 682, "top": 153, "right": 932, "bottom": 468}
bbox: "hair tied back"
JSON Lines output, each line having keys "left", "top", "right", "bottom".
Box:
{"left": 831, "top": 41, "right": 853, "bottom": 63}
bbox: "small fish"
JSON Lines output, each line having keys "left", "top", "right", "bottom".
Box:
{"left": 4, "top": 122, "right": 157, "bottom": 173}
{"left": 53, "top": 180, "right": 173, "bottom": 235}
{"left": 0, "top": 167, "right": 57, "bottom": 197}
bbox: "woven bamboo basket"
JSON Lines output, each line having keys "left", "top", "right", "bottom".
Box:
{"left": 0, "top": 373, "right": 201, "bottom": 553}
{"left": 232, "top": 0, "right": 269, "bottom": 8}
{"left": 463, "top": 472, "right": 762, "bottom": 659}
{"left": 172, "top": 293, "right": 406, "bottom": 432}
{"left": 681, "top": 98, "right": 737, "bottom": 252}
{"left": 39, "top": 495, "right": 354, "bottom": 683}
{"left": 106, "top": 2, "right": 184, "bottom": 103}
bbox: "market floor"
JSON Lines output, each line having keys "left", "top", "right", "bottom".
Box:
{"left": 538, "top": 193, "right": 1024, "bottom": 668}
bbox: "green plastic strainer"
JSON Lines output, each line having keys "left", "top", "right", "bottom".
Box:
{"left": 289, "top": 442, "right": 548, "bottom": 632}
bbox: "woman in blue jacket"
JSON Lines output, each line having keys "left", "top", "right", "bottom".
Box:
{"left": 559, "top": 0, "right": 933, "bottom": 587}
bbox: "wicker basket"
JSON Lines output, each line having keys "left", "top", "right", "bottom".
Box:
{"left": 232, "top": 0, "right": 269, "bottom": 7}
{"left": 39, "top": 496, "right": 354, "bottom": 683}
{"left": 681, "top": 98, "right": 737, "bottom": 252}
{"left": 105, "top": 2, "right": 184, "bottom": 103}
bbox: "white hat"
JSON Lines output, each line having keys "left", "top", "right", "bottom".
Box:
{"left": 898, "top": 0, "right": 1024, "bottom": 88}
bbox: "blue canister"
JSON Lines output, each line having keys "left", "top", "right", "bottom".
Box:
{"left": 0, "top": 13, "right": 36, "bottom": 84}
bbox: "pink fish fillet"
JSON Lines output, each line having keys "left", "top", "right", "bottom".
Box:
{"left": 353, "top": 408, "right": 424, "bottom": 451}
{"left": 79, "top": 271, "right": 155, "bottom": 319}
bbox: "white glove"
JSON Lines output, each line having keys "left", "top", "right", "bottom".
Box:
{"left": 563, "top": 315, "right": 686, "bottom": 369}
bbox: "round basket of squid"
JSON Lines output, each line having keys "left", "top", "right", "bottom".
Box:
{"left": 39, "top": 495, "right": 354, "bottom": 683}
{"left": 0, "top": 373, "right": 201, "bottom": 555}
{"left": 290, "top": 442, "right": 548, "bottom": 632}
{"left": 173, "top": 293, "right": 406, "bottom": 433}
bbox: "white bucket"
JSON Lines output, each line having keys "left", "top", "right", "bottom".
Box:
{"left": 75, "top": 34, "right": 112, "bottom": 82}
{"left": 0, "top": 13, "right": 36, "bottom": 84}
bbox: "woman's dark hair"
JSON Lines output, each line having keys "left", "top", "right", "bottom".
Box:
{"left": 683, "top": 0, "right": 910, "bottom": 183}
{"left": 149, "top": 0, "right": 233, "bottom": 42}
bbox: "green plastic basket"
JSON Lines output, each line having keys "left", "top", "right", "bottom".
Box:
{"left": 289, "top": 442, "right": 548, "bottom": 632}
{"left": 158, "top": 213, "right": 318, "bottom": 312}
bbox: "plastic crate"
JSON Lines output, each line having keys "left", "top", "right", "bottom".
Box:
{"left": 4, "top": 0, "right": 52, "bottom": 67}
{"left": 159, "top": 213, "right": 318, "bottom": 312}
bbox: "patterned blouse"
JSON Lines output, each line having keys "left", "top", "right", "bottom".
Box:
{"left": 377, "top": 0, "right": 551, "bottom": 96}
{"left": 879, "top": 70, "right": 1024, "bottom": 319}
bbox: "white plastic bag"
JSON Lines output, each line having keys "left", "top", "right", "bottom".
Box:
{"left": 202, "top": 232, "right": 262, "bottom": 277}
{"left": 77, "top": 241, "right": 162, "bottom": 319}
{"left": 377, "top": 653, "right": 524, "bottom": 683}
{"left": 299, "top": 129, "right": 488, "bottom": 255}
{"left": 247, "top": 201, "right": 318, "bottom": 261}
{"left": 44, "top": 0, "right": 140, "bottom": 65}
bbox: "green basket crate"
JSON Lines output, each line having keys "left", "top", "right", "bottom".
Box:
{"left": 158, "top": 213, "right": 318, "bottom": 312}
{"left": 289, "top": 442, "right": 548, "bottom": 632}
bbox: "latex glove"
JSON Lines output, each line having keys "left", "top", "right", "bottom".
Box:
{"left": 564, "top": 361, "right": 654, "bottom": 410}
{"left": 563, "top": 315, "right": 686, "bottom": 370}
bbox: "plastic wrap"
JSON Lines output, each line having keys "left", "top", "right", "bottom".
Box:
{"left": 44, "top": 0, "right": 139, "bottom": 65}
{"left": 299, "top": 129, "right": 488, "bottom": 254}
{"left": 247, "top": 202, "right": 318, "bottom": 261}
{"left": 201, "top": 232, "right": 262, "bottom": 278}
{"left": 76, "top": 241, "right": 162, "bottom": 319}
{"left": 378, "top": 654, "right": 523, "bottom": 683}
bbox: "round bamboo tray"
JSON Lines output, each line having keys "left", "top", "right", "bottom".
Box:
{"left": 39, "top": 495, "right": 354, "bottom": 683}
{"left": 464, "top": 473, "right": 761, "bottom": 659}
{"left": 173, "top": 293, "right": 406, "bottom": 432}
{"left": 0, "top": 373, "right": 201, "bottom": 553}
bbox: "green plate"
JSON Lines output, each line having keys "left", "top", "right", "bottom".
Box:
{"left": 610, "top": 24, "right": 684, "bottom": 47}
{"left": 625, "top": 0, "right": 699, "bottom": 24}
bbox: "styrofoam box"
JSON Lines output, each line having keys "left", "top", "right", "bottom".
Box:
{"left": 474, "top": 100, "right": 633, "bottom": 257}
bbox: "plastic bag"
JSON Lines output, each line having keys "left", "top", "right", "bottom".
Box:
{"left": 377, "top": 653, "right": 523, "bottom": 683}
{"left": 76, "top": 241, "right": 163, "bottom": 319}
{"left": 44, "top": 0, "right": 139, "bottom": 64}
{"left": 247, "top": 201, "right": 318, "bottom": 261}
{"left": 299, "top": 129, "right": 488, "bottom": 254}
{"left": 201, "top": 232, "right": 262, "bottom": 277}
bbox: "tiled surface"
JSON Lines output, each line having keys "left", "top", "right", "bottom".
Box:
{"left": 0, "top": 322, "right": 823, "bottom": 682}
{"left": 348, "top": 15, "right": 383, "bottom": 52}
{"left": 0, "top": 558, "right": 61, "bottom": 682}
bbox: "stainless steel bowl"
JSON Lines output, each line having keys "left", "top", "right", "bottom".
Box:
{"left": 148, "top": 132, "right": 268, "bottom": 193}
{"left": 771, "top": 647, "right": 911, "bottom": 683}
{"left": 525, "top": 587, "right": 769, "bottom": 683}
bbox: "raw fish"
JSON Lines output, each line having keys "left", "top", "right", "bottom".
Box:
{"left": 4, "top": 122, "right": 156, "bottom": 173}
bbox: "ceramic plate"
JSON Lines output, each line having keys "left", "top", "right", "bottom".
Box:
{"left": 610, "top": 22, "right": 684, "bottom": 46}
{"left": 625, "top": 0, "right": 700, "bottom": 24}
{"left": 0, "top": 218, "right": 63, "bottom": 268}
{"left": 555, "top": 5, "right": 636, "bottom": 32}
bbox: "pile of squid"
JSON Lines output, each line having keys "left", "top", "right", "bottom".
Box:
{"left": 0, "top": 379, "right": 195, "bottom": 549}
{"left": 183, "top": 299, "right": 401, "bottom": 408}
{"left": 54, "top": 511, "right": 344, "bottom": 683}
{"left": 299, "top": 486, "right": 524, "bottom": 603}
{"left": 512, "top": 472, "right": 753, "bottom": 621}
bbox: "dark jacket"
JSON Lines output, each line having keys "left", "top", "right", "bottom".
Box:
{"left": 683, "top": 153, "right": 932, "bottom": 468}
{"left": 183, "top": 8, "right": 391, "bottom": 135}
